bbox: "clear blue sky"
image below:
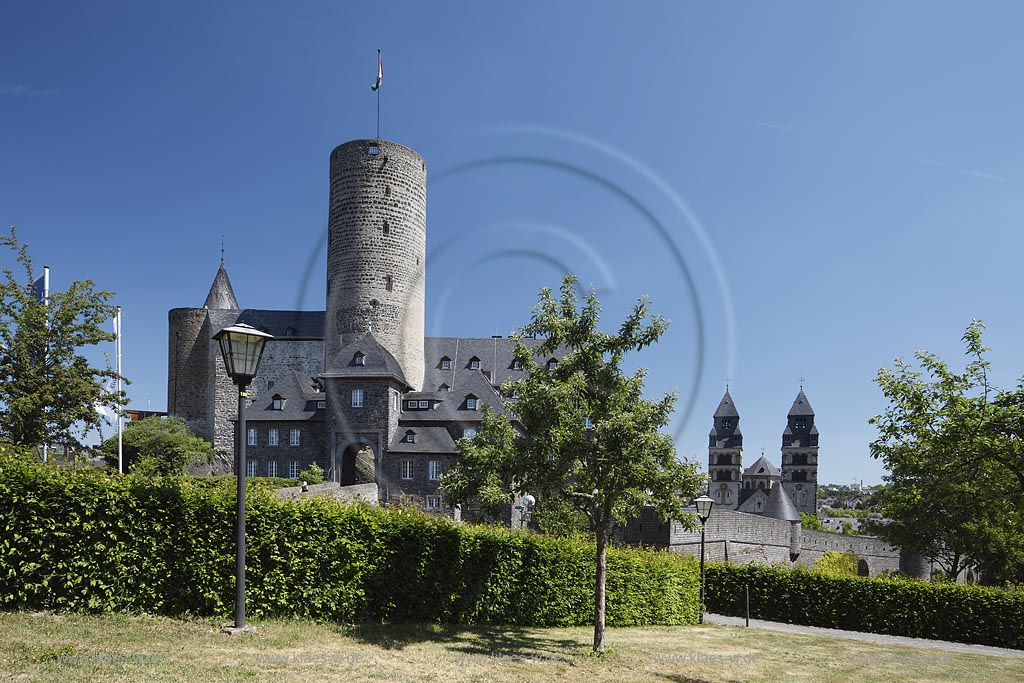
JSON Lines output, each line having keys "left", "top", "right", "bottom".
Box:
{"left": 4, "top": 1, "right": 1023, "bottom": 485}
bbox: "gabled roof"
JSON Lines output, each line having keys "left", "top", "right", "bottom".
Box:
{"left": 387, "top": 425, "right": 459, "bottom": 455}
{"left": 763, "top": 483, "right": 801, "bottom": 522}
{"left": 203, "top": 263, "right": 239, "bottom": 310}
{"left": 788, "top": 390, "right": 815, "bottom": 417}
{"left": 744, "top": 455, "right": 781, "bottom": 478}
{"left": 714, "top": 390, "right": 740, "bottom": 418}
{"left": 245, "top": 371, "right": 325, "bottom": 422}
{"left": 322, "top": 332, "right": 409, "bottom": 387}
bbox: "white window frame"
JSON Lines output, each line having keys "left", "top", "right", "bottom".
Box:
{"left": 426, "top": 495, "right": 442, "bottom": 510}
{"left": 418, "top": 400, "right": 429, "bottom": 408}
{"left": 440, "top": 358, "right": 451, "bottom": 370}
{"left": 288, "top": 461, "right": 300, "bottom": 479}
{"left": 407, "top": 400, "right": 417, "bottom": 409}
{"left": 316, "top": 400, "right": 326, "bottom": 409}
{"left": 272, "top": 398, "right": 283, "bottom": 410}
{"left": 428, "top": 460, "right": 442, "bottom": 480}
{"left": 354, "top": 353, "right": 365, "bottom": 366}
{"left": 289, "top": 428, "right": 300, "bottom": 446}
{"left": 267, "top": 461, "right": 278, "bottom": 478}
{"left": 247, "top": 428, "right": 257, "bottom": 446}
{"left": 400, "top": 460, "right": 414, "bottom": 480}
{"left": 463, "top": 428, "right": 476, "bottom": 439}
{"left": 352, "top": 388, "right": 364, "bottom": 408}
{"left": 466, "top": 397, "right": 477, "bottom": 410}
{"left": 439, "top": 384, "right": 449, "bottom": 392}
{"left": 512, "top": 360, "right": 522, "bottom": 370}
{"left": 404, "top": 431, "right": 416, "bottom": 444}
{"left": 470, "top": 359, "right": 480, "bottom": 370}
{"left": 246, "top": 460, "right": 257, "bottom": 477}
{"left": 268, "top": 428, "right": 279, "bottom": 446}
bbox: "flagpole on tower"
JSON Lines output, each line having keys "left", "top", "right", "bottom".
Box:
{"left": 372, "top": 48, "right": 383, "bottom": 140}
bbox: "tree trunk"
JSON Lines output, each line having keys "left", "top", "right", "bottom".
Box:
{"left": 593, "top": 528, "right": 608, "bottom": 654}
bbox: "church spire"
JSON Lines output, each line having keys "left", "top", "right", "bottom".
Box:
{"left": 203, "top": 258, "right": 239, "bottom": 310}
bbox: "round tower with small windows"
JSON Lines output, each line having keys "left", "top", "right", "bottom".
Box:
{"left": 325, "top": 139, "right": 426, "bottom": 391}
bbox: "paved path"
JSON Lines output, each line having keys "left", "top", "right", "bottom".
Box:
{"left": 705, "top": 613, "right": 1024, "bottom": 659}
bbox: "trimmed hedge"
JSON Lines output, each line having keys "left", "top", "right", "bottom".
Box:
{"left": 0, "top": 459, "right": 700, "bottom": 626}
{"left": 705, "top": 562, "right": 1024, "bottom": 649}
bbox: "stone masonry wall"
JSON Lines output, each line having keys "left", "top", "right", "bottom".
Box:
{"left": 325, "top": 139, "right": 426, "bottom": 390}
{"left": 167, "top": 308, "right": 212, "bottom": 441}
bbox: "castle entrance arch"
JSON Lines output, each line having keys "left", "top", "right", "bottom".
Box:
{"left": 334, "top": 435, "right": 378, "bottom": 486}
{"left": 857, "top": 559, "right": 870, "bottom": 577}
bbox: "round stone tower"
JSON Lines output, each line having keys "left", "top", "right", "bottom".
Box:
{"left": 325, "top": 139, "right": 426, "bottom": 391}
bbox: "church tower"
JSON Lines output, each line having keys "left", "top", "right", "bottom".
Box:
{"left": 324, "top": 139, "right": 426, "bottom": 390}
{"left": 708, "top": 389, "right": 743, "bottom": 509}
{"left": 780, "top": 389, "right": 819, "bottom": 514}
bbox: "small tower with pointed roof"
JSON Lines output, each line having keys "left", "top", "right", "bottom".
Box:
{"left": 708, "top": 389, "right": 743, "bottom": 510}
{"left": 781, "top": 388, "right": 819, "bottom": 514}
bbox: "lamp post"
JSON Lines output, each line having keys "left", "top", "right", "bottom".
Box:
{"left": 694, "top": 494, "right": 714, "bottom": 624}
{"left": 213, "top": 323, "right": 273, "bottom": 635}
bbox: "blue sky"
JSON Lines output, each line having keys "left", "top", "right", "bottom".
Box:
{"left": 3, "top": 1, "right": 1023, "bottom": 485}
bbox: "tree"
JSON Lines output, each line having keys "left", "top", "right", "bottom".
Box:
{"left": 441, "top": 274, "right": 704, "bottom": 654}
{"left": 0, "top": 227, "right": 123, "bottom": 449}
{"left": 100, "top": 416, "right": 212, "bottom": 475}
{"left": 800, "top": 511, "right": 827, "bottom": 531}
{"left": 869, "top": 321, "right": 1024, "bottom": 583}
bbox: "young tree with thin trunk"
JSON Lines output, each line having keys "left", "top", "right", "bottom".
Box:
{"left": 441, "top": 274, "right": 704, "bottom": 654}
{"left": 0, "top": 227, "right": 123, "bottom": 451}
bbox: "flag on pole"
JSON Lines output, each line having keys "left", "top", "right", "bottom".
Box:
{"left": 33, "top": 266, "right": 48, "bottom": 304}
{"left": 94, "top": 377, "right": 117, "bottom": 424}
{"left": 371, "top": 50, "right": 382, "bottom": 91}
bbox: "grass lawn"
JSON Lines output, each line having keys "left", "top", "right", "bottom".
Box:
{"left": 0, "top": 611, "right": 1018, "bottom": 683}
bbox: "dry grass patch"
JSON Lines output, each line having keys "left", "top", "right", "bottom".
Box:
{"left": 0, "top": 611, "right": 1018, "bottom": 683}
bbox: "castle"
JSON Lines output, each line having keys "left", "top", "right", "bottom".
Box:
{"left": 168, "top": 139, "right": 560, "bottom": 511}
{"left": 707, "top": 388, "right": 818, "bottom": 516}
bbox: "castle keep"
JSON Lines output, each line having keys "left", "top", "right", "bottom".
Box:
{"left": 168, "top": 139, "right": 559, "bottom": 510}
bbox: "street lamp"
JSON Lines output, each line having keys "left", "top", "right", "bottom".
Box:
{"left": 213, "top": 323, "right": 273, "bottom": 635}
{"left": 694, "top": 494, "right": 714, "bottom": 624}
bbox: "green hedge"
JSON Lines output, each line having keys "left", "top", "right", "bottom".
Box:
{"left": 705, "top": 562, "right": 1024, "bottom": 649}
{"left": 0, "top": 459, "right": 700, "bottom": 626}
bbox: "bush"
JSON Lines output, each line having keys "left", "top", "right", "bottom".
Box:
{"left": 0, "top": 457, "right": 699, "bottom": 627}
{"left": 705, "top": 562, "right": 1024, "bottom": 649}
{"left": 298, "top": 463, "right": 324, "bottom": 484}
{"left": 101, "top": 417, "right": 212, "bottom": 475}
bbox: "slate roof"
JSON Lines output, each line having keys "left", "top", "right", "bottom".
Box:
{"left": 322, "top": 332, "right": 409, "bottom": 386}
{"left": 744, "top": 455, "right": 781, "bottom": 478}
{"left": 713, "top": 390, "right": 740, "bottom": 418}
{"left": 246, "top": 371, "right": 325, "bottom": 422}
{"left": 235, "top": 310, "right": 325, "bottom": 339}
{"left": 203, "top": 263, "right": 240, "bottom": 310}
{"left": 388, "top": 425, "right": 460, "bottom": 455}
{"left": 788, "top": 390, "right": 815, "bottom": 417}
{"left": 762, "top": 483, "right": 801, "bottom": 522}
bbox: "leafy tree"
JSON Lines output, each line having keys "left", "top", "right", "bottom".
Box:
{"left": 840, "top": 520, "right": 860, "bottom": 536}
{"left": 531, "top": 495, "right": 592, "bottom": 538}
{"left": 801, "top": 511, "right": 827, "bottom": 531}
{"left": 813, "top": 550, "right": 858, "bottom": 576}
{"left": 100, "top": 416, "right": 212, "bottom": 475}
{"left": 441, "top": 274, "right": 704, "bottom": 654}
{"left": 869, "top": 321, "right": 1024, "bottom": 583}
{"left": 0, "top": 227, "right": 123, "bottom": 449}
{"left": 298, "top": 462, "right": 324, "bottom": 484}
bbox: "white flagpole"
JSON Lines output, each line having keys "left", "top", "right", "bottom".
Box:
{"left": 115, "top": 307, "right": 123, "bottom": 474}
{"left": 42, "top": 266, "right": 49, "bottom": 464}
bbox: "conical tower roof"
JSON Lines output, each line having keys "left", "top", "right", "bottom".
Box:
{"left": 788, "top": 389, "right": 814, "bottom": 417}
{"left": 714, "top": 390, "right": 740, "bottom": 418}
{"left": 203, "top": 262, "right": 239, "bottom": 310}
{"left": 763, "top": 482, "right": 801, "bottom": 522}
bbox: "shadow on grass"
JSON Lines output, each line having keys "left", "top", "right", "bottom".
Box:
{"left": 344, "top": 622, "right": 584, "bottom": 663}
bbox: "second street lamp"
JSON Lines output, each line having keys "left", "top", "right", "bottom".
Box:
{"left": 213, "top": 323, "right": 273, "bottom": 635}
{"left": 694, "top": 494, "right": 714, "bottom": 625}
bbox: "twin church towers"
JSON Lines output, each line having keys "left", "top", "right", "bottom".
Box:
{"left": 707, "top": 389, "right": 819, "bottom": 515}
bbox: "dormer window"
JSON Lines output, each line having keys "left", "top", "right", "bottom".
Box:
{"left": 316, "top": 400, "right": 326, "bottom": 409}
{"left": 546, "top": 358, "right": 558, "bottom": 372}
{"left": 418, "top": 400, "right": 429, "bottom": 408}
{"left": 271, "top": 395, "right": 285, "bottom": 410}
{"left": 512, "top": 360, "right": 523, "bottom": 370}
{"left": 404, "top": 430, "right": 416, "bottom": 444}
{"left": 354, "top": 352, "right": 365, "bottom": 366}
{"left": 439, "top": 383, "right": 450, "bottom": 392}
{"left": 469, "top": 357, "right": 481, "bottom": 370}
{"left": 440, "top": 357, "right": 451, "bottom": 370}
{"left": 465, "top": 395, "right": 478, "bottom": 410}
{"left": 407, "top": 400, "right": 417, "bottom": 409}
